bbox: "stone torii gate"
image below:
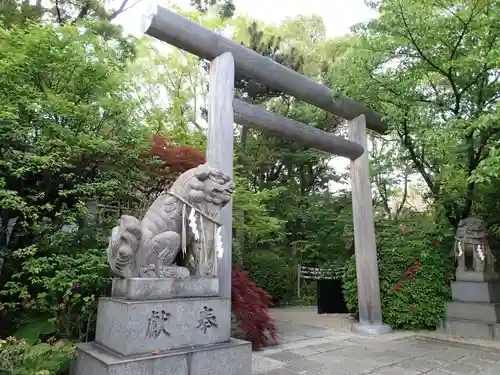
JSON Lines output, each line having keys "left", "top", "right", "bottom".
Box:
{"left": 118, "top": 3, "right": 391, "bottom": 336}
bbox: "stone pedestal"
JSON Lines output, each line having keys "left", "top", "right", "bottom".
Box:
{"left": 72, "top": 339, "right": 251, "bottom": 375}
{"left": 440, "top": 217, "right": 500, "bottom": 340}
{"left": 442, "top": 276, "right": 500, "bottom": 340}
{"left": 71, "top": 278, "right": 252, "bottom": 375}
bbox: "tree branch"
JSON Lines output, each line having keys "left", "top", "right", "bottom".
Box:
{"left": 396, "top": 0, "right": 449, "bottom": 77}
{"left": 449, "top": 0, "right": 477, "bottom": 62}
{"left": 462, "top": 133, "right": 476, "bottom": 219}
{"left": 75, "top": 1, "right": 90, "bottom": 21}
{"left": 109, "top": 0, "right": 144, "bottom": 20}
{"left": 397, "top": 0, "right": 462, "bottom": 114}
{"left": 396, "top": 171, "right": 409, "bottom": 216}
{"left": 398, "top": 116, "right": 437, "bottom": 195}
{"left": 55, "top": 0, "right": 63, "bottom": 24}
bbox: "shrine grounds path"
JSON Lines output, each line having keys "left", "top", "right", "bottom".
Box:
{"left": 252, "top": 306, "right": 500, "bottom": 375}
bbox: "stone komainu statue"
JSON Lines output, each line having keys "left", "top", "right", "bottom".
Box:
{"left": 454, "top": 217, "right": 495, "bottom": 274}
{"left": 107, "top": 163, "right": 234, "bottom": 279}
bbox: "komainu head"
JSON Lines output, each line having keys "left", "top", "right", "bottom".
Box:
{"left": 185, "top": 163, "right": 234, "bottom": 216}
{"left": 456, "top": 217, "right": 488, "bottom": 245}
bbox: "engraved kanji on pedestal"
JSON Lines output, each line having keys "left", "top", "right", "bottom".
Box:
{"left": 146, "top": 309, "right": 171, "bottom": 338}
{"left": 196, "top": 306, "right": 218, "bottom": 334}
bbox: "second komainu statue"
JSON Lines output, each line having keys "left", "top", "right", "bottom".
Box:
{"left": 107, "top": 163, "right": 234, "bottom": 279}
{"left": 454, "top": 216, "right": 496, "bottom": 275}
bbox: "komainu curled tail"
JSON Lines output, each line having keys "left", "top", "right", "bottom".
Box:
{"left": 107, "top": 215, "right": 142, "bottom": 278}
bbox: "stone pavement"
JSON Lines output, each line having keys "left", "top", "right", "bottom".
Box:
{"left": 252, "top": 310, "right": 500, "bottom": 375}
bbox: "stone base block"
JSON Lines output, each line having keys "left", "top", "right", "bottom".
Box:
{"left": 111, "top": 277, "right": 219, "bottom": 300}
{"left": 442, "top": 318, "right": 500, "bottom": 340}
{"left": 456, "top": 271, "right": 499, "bottom": 282}
{"left": 95, "top": 297, "right": 230, "bottom": 356}
{"left": 451, "top": 280, "right": 500, "bottom": 303}
{"left": 71, "top": 338, "right": 252, "bottom": 375}
{"left": 445, "top": 300, "right": 500, "bottom": 323}
{"left": 351, "top": 322, "right": 393, "bottom": 335}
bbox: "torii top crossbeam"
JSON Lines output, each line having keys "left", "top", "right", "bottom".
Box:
{"left": 122, "top": 3, "right": 387, "bottom": 135}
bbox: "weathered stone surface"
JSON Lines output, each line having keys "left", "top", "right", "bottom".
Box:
{"left": 445, "top": 300, "right": 500, "bottom": 323}
{"left": 71, "top": 338, "right": 251, "bottom": 375}
{"left": 111, "top": 277, "right": 219, "bottom": 300}
{"left": 351, "top": 322, "right": 393, "bottom": 335}
{"left": 251, "top": 355, "right": 285, "bottom": 373}
{"left": 441, "top": 217, "right": 500, "bottom": 341}
{"left": 451, "top": 280, "right": 500, "bottom": 303}
{"left": 95, "top": 297, "right": 231, "bottom": 356}
{"left": 249, "top": 308, "right": 500, "bottom": 374}
{"left": 442, "top": 318, "right": 498, "bottom": 340}
{"left": 71, "top": 350, "right": 109, "bottom": 375}
{"left": 190, "top": 338, "right": 252, "bottom": 375}
{"left": 454, "top": 217, "right": 495, "bottom": 276}
{"left": 456, "top": 270, "right": 498, "bottom": 282}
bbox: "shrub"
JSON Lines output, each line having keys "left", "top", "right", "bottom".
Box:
{"left": 0, "top": 228, "right": 111, "bottom": 341}
{"left": 244, "top": 250, "right": 294, "bottom": 303}
{"left": 0, "top": 336, "right": 74, "bottom": 375}
{"left": 232, "top": 265, "right": 277, "bottom": 350}
{"left": 343, "top": 216, "right": 455, "bottom": 329}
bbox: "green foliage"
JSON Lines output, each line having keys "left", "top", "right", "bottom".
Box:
{"left": 15, "top": 320, "right": 56, "bottom": 346}
{"left": 190, "top": 0, "right": 235, "bottom": 19}
{"left": 0, "top": 336, "right": 74, "bottom": 375}
{"left": 0, "top": 227, "right": 111, "bottom": 341}
{"left": 0, "top": 0, "right": 156, "bottom": 28}
{"left": 127, "top": 36, "right": 208, "bottom": 146}
{"left": 0, "top": 21, "right": 145, "bottom": 350}
{"left": 232, "top": 172, "right": 286, "bottom": 248}
{"left": 3, "top": 0, "right": 496, "bottom": 363}
{"left": 0, "top": 313, "right": 74, "bottom": 375}
{"left": 343, "top": 215, "right": 455, "bottom": 329}
{"left": 0, "top": 0, "right": 45, "bottom": 27}
{"left": 244, "top": 250, "right": 295, "bottom": 303}
{"left": 0, "top": 22, "right": 146, "bottom": 243}
{"left": 227, "top": 15, "right": 355, "bottom": 287}
{"left": 292, "top": 293, "right": 317, "bottom": 306}
{"left": 329, "top": 0, "right": 500, "bottom": 228}
{"left": 296, "top": 193, "right": 354, "bottom": 265}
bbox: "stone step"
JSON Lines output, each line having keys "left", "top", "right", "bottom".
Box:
{"left": 442, "top": 318, "right": 500, "bottom": 341}
{"left": 71, "top": 338, "right": 251, "bottom": 375}
{"left": 451, "top": 280, "right": 500, "bottom": 303}
{"left": 95, "top": 296, "right": 231, "bottom": 356}
{"left": 445, "top": 301, "right": 500, "bottom": 323}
